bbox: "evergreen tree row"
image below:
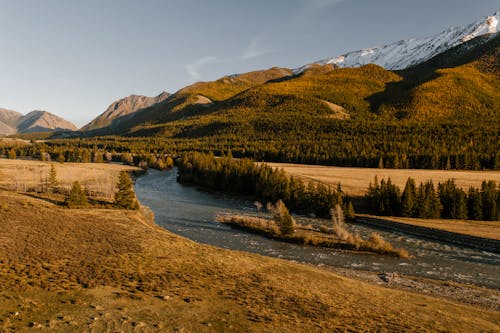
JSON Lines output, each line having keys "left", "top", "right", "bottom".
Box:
{"left": 177, "top": 152, "right": 352, "bottom": 218}
{"left": 366, "top": 177, "right": 499, "bottom": 221}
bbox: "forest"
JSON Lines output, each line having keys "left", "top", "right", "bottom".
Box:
{"left": 366, "top": 177, "right": 499, "bottom": 221}
{"left": 2, "top": 118, "right": 499, "bottom": 171}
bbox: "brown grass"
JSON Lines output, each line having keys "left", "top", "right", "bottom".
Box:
{"left": 264, "top": 162, "right": 500, "bottom": 196}
{"left": 0, "top": 158, "right": 139, "bottom": 200}
{"left": 218, "top": 214, "right": 410, "bottom": 258}
{"left": 1, "top": 191, "right": 500, "bottom": 332}
{"left": 0, "top": 161, "right": 499, "bottom": 331}
{"left": 361, "top": 214, "right": 500, "bottom": 241}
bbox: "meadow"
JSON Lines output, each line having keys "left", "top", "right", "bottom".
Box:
{"left": 264, "top": 162, "right": 500, "bottom": 196}
{"left": 0, "top": 159, "right": 499, "bottom": 331}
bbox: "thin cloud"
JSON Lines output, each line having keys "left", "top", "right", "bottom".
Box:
{"left": 185, "top": 56, "right": 217, "bottom": 80}
{"left": 185, "top": 36, "right": 272, "bottom": 81}
{"left": 242, "top": 36, "right": 270, "bottom": 60}
{"left": 294, "top": 0, "right": 345, "bottom": 24}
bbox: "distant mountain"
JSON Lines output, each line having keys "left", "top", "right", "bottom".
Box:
{"left": 295, "top": 12, "right": 499, "bottom": 73}
{"left": 83, "top": 67, "right": 292, "bottom": 136}
{"left": 0, "top": 109, "right": 77, "bottom": 135}
{"left": 80, "top": 91, "right": 170, "bottom": 131}
{"left": 16, "top": 110, "right": 77, "bottom": 133}
{"left": 0, "top": 108, "right": 22, "bottom": 135}
{"left": 76, "top": 12, "right": 498, "bottom": 141}
{"left": 88, "top": 31, "right": 498, "bottom": 139}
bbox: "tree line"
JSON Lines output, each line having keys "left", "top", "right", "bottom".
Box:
{"left": 366, "top": 177, "right": 499, "bottom": 221}
{"left": 2, "top": 118, "right": 499, "bottom": 171}
{"left": 177, "top": 152, "right": 353, "bottom": 218}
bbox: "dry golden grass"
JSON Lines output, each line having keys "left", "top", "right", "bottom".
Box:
{"left": 0, "top": 159, "right": 139, "bottom": 199}
{"left": 1, "top": 191, "right": 499, "bottom": 332}
{"left": 264, "top": 162, "right": 500, "bottom": 197}
{"left": 264, "top": 162, "right": 500, "bottom": 240}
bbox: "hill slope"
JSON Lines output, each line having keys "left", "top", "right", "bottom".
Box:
{"left": 81, "top": 91, "right": 170, "bottom": 131}
{"left": 101, "top": 33, "right": 498, "bottom": 139}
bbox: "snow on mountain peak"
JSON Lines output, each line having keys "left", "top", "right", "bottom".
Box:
{"left": 488, "top": 15, "right": 498, "bottom": 33}
{"left": 296, "top": 12, "right": 500, "bottom": 73}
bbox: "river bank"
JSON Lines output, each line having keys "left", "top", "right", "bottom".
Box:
{"left": 1, "top": 189, "right": 499, "bottom": 332}
{"left": 1, "top": 160, "right": 499, "bottom": 331}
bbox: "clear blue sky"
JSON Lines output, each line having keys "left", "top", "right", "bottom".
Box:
{"left": 0, "top": 0, "right": 498, "bottom": 127}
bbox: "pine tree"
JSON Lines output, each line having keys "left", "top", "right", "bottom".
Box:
{"left": 66, "top": 181, "right": 88, "bottom": 208}
{"left": 8, "top": 148, "right": 16, "bottom": 159}
{"left": 48, "top": 164, "right": 58, "bottom": 193}
{"left": 467, "top": 187, "right": 483, "bottom": 220}
{"left": 378, "top": 156, "right": 384, "bottom": 169}
{"left": 481, "top": 181, "right": 498, "bottom": 221}
{"left": 345, "top": 201, "right": 355, "bottom": 220}
{"left": 114, "top": 171, "right": 139, "bottom": 210}
{"left": 401, "top": 177, "right": 417, "bottom": 217}
{"left": 417, "top": 181, "right": 442, "bottom": 219}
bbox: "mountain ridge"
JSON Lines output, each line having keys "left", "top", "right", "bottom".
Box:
{"left": 80, "top": 91, "right": 170, "bottom": 131}
{"left": 295, "top": 12, "right": 499, "bottom": 73}
{"left": 0, "top": 109, "right": 77, "bottom": 135}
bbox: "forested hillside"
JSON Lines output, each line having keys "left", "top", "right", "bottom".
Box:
{"left": 42, "top": 34, "right": 500, "bottom": 170}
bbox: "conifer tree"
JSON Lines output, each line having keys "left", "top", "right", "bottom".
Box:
{"left": 467, "top": 187, "right": 483, "bottom": 220}
{"left": 8, "top": 148, "right": 16, "bottom": 159}
{"left": 401, "top": 177, "right": 417, "bottom": 217}
{"left": 66, "top": 181, "right": 88, "bottom": 208}
{"left": 114, "top": 171, "right": 139, "bottom": 210}
{"left": 345, "top": 201, "right": 355, "bottom": 220}
{"left": 417, "top": 181, "right": 442, "bottom": 219}
{"left": 481, "top": 181, "right": 498, "bottom": 221}
{"left": 48, "top": 164, "right": 58, "bottom": 193}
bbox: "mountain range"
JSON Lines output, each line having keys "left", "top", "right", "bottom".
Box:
{"left": 76, "top": 12, "right": 498, "bottom": 138}
{"left": 0, "top": 109, "right": 77, "bottom": 135}
{"left": 295, "top": 12, "right": 499, "bottom": 72}
{"left": 2, "top": 12, "right": 498, "bottom": 137}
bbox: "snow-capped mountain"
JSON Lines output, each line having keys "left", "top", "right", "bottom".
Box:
{"left": 295, "top": 12, "right": 499, "bottom": 73}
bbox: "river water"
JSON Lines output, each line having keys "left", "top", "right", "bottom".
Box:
{"left": 135, "top": 169, "right": 500, "bottom": 289}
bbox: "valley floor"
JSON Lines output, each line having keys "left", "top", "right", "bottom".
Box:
{"left": 0, "top": 189, "right": 499, "bottom": 332}
{"left": 264, "top": 162, "right": 500, "bottom": 197}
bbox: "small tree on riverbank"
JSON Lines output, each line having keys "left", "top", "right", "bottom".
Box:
{"left": 272, "top": 200, "right": 295, "bottom": 236}
{"left": 114, "top": 171, "right": 139, "bottom": 210}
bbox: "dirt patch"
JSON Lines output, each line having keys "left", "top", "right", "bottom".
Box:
{"left": 321, "top": 100, "right": 350, "bottom": 119}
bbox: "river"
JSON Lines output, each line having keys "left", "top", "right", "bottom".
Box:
{"left": 135, "top": 168, "right": 500, "bottom": 289}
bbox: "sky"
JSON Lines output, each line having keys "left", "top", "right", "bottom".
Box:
{"left": 0, "top": 0, "right": 498, "bottom": 127}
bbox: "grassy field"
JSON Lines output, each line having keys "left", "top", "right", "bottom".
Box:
{"left": 360, "top": 214, "right": 500, "bottom": 241}
{"left": 266, "top": 162, "right": 500, "bottom": 240}
{"left": 265, "top": 162, "right": 500, "bottom": 197}
{"left": 1, "top": 190, "right": 499, "bottom": 332}
{"left": 0, "top": 159, "right": 139, "bottom": 200}
{"left": 0, "top": 160, "right": 499, "bottom": 331}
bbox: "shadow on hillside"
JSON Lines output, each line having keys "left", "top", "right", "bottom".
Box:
{"left": 366, "top": 34, "right": 499, "bottom": 117}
